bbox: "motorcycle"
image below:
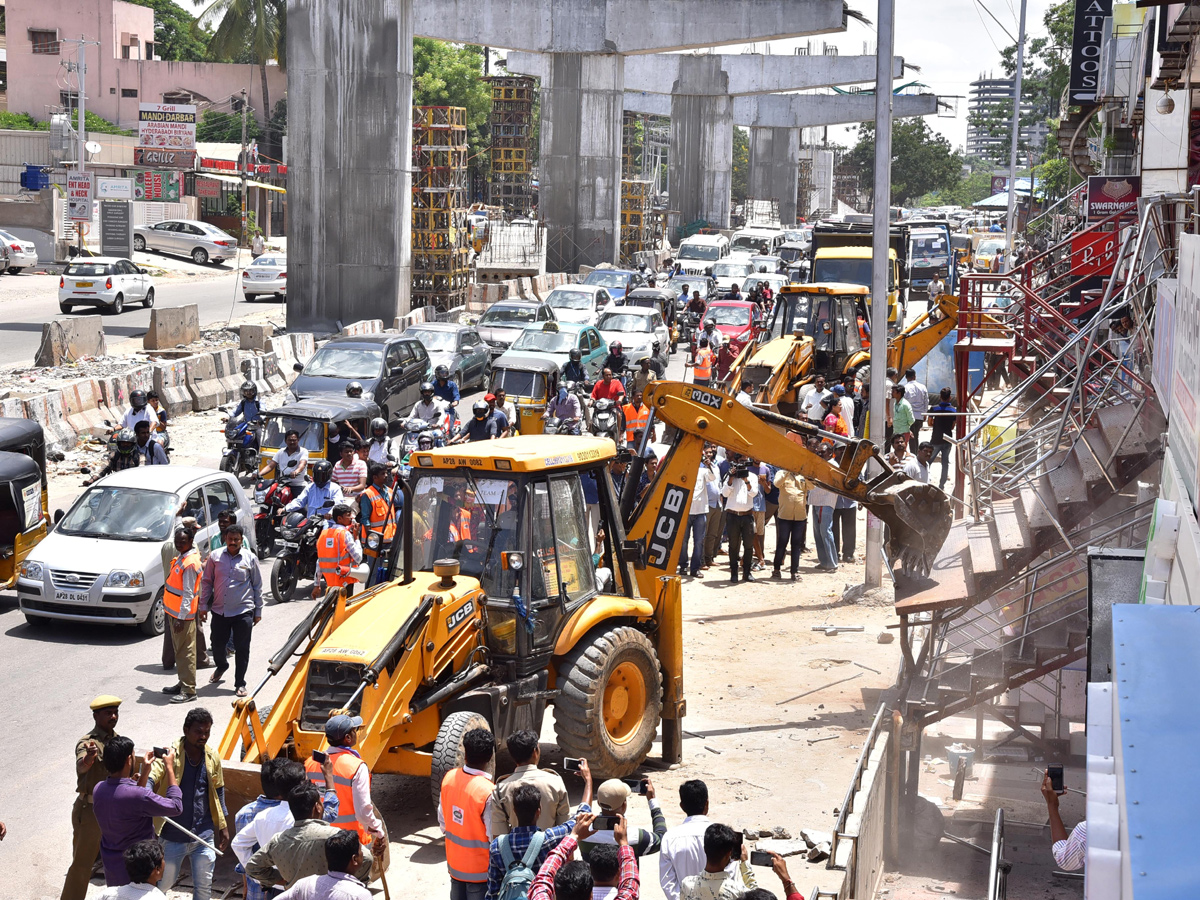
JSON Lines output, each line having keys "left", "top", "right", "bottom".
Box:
{"left": 253, "top": 474, "right": 300, "bottom": 559}
{"left": 589, "top": 398, "right": 623, "bottom": 446}
{"left": 270, "top": 501, "right": 333, "bottom": 603}
{"left": 683, "top": 311, "right": 703, "bottom": 362}
{"left": 220, "top": 414, "right": 260, "bottom": 479}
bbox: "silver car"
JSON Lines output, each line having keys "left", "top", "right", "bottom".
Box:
{"left": 134, "top": 218, "right": 238, "bottom": 265}
{"left": 0, "top": 229, "right": 38, "bottom": 273}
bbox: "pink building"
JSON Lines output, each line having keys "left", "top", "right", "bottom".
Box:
{"left": 3, "top": 0, "right": 285, "bottom": 129}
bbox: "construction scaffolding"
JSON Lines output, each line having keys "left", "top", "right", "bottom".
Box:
{"left": 486, "top": 75, "right": 536, "bottom": 215}
{"left": 620, "top": 178, "right": 654, "bottom": 266}
{"left": 797, "top": 157, "right": 814, "bottom": 221}
{"left": 412, "top": 106, "right": 470, "bottom": 312}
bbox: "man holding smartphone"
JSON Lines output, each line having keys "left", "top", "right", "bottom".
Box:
{"left": 1041, "top": 771, "right": 1086, "bottom": 871}
{"left": 579, "top": 778, "right": 667, "bottom": 861}
{"left": 680, "top": 823, "right": 756, "bottom": 900}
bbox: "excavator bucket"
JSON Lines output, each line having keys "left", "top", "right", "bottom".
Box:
{"left": 872, "top": 480, "right": 953, "bottom": 576}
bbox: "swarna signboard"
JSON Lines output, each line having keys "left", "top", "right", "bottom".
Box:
{"left": 1086, "top": 176, "right": 1140, "bottom": 223}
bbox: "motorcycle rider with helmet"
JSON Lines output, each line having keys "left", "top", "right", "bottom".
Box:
{"left": 86, "top": 429, "right": 141, "bottom": 484}
{"left": 365, "top": 417, "right": 396, "bottom": 465}
{"left": 453, "top": 401, "right": 500, "bottom": 443}
{"left": 121, "top": 389, "right": 160, "bottom": 433}
{"left": 600, "top": 341, "right": 631, "bottom": 380}
{"left": 431, "top": 365, "right": 461, "bottom": 409}
{"left": 345, "top": 381, "right": 364, "bottom": 399}
{"left": 232, "top": 381, "right": 262, "bottom": 424}
{"left": 284, "top": 459, "right": 345, "bottom": 518}
{"left": 543, "top": 382, "right": 583, "bottom": 435}
{"left": 410, "top": 382, "right": 447, "bottom": 427}
{"left": 701, "top": 318, "right": 725, "bottom": 352}
{"left": 562, "top": 348, "right": 588, "bottom": 384}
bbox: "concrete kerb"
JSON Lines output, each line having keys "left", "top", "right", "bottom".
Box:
{"left": 22, "top": 390, "right": 76, "bottom": 454}
{"left": 152, "top": 359, "right": 193, "bottom": 417}
{"left": 0, "top": 397, "right": 25, "bottom": 418}
{"left": 210, "top": 348, "right": 244, "bottom": 403}
{"left": 61, "top": 378, "right": 113, "bottom": 438}
{"left": 341, "top": 319, "right": 385, "bottom": 336}
{"left": 183, "top": 353, "right": 224, "bottom": 411}
{"left": 98, "top": 364, "right": 155, "bottom": 421}
{"left": 144, "top": 305, "right": 200, "bottom": 351}
{"left": 260, "top": 352, "right": 287, "bottom": 392}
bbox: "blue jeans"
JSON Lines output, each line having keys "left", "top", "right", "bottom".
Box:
{"left": 678, "top": 512, "right": 708, "bottom": 575}
{"left": 450, "top": 879, "right": 488, "bottom": 900}
{"left": 931, "top": 441, "right": 952, "bottom": 489}
{"left": 773, "top": 517, "right": 807, "bottom": 574}
{"left": 161, "top": 835, "right": 217, "bottom": 900}
{"left": 812, "top": 505, "right": 838, "bottom": 569}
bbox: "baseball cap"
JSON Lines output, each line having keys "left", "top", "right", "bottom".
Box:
{"left": 596, "top": 778, "right": 631, "bottom": 810}
{"left": 484, "top": 393, "right": 496, "bottom": 402}
{"left": 832, "top": 385, "right": 846, "bottom": 396}
{"left": 90, "top": 694, "right": 123, "bottom": 711}
{"left": 325, "top": 714, "right": 364, "bottom": 742}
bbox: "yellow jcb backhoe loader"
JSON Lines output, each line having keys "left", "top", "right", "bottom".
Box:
{"left": 217, "top": 384, "right": 950, "bottom": 814}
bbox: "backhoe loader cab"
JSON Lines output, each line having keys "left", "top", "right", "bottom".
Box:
{"left": 764, "top": 283, "right": 866, "bottom": 375}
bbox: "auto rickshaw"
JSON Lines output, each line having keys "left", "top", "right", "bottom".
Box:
{"left": 258, "top": 397, "right": 384, "bottom": 475}
{"left": 0, "top": 418, "right": 49, "bottom": 590}
{"left": 488, "top": 355, "right": 560, "bottom": 436}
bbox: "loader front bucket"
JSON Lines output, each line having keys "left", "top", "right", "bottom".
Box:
{"left": 869, "top": 481, "right": 953, "bottom": 577}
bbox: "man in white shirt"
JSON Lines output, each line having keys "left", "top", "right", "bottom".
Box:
{"left": 410, "top": 382, "right": 448, "bottom": 427}
{"left": 661, "top": 780, "right": 734, "bottom": 900}
{"left": 808, "top": 445, "right": 840, "bottom": 572}
{"left": 495, "top": 389, "right": 518, "bottom": 435}
{"left": 928, "top": 274, "right": 945, "bottom": 301}
{"left": 267, "top": 430, "right": 310, "bottom": 488}
{"left": 232, "top": 757, "right": 339, "bottom": 870}
{"left": 680, "top": 465, "right": 716, "bottom": 578}
{"left": 903, "top": 369, "right": 929, "bottom": 451}
{"left": 902, "top": 442, "right": 934, "bottom": 484}
{"left": 801, "top": 374, "right": 832, "bottom": 424}
{"left": 721, "top": 456, "right": 759, "bottom": 583}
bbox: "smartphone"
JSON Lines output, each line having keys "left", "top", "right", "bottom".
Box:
{"left": 152, "top": 747, "right": 168, "bottom": 759}
{"left": 312, "top": 749, "right": 328, "bottom": 764}
{"left": 1047, "top": 765, "right": 1065, "bottom": 794}
{"left": 563, "top": 757, "right": 582, "bottom": 772}
{"left": 731, "top": 832, "right": 743, "bottom": 856}
{"left": 592, "top": 815, "right": 621, "bottom": 831}
{"left": 621, "top": 777, "right": 649, "bottom": 794}
{"left": 750, "top": 850, "right": 773, "bottom": 867}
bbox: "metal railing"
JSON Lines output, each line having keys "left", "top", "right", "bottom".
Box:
{"left": 1023, "top": 182, "right": 1088, "bottom": 252}
{"left": 988, "top": 808, "right": 1009, "bottom": 900}
{"left": 829, "top": 702, "right": 887, "bottom": 869}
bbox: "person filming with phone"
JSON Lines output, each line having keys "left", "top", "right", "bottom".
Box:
{"left": 579, "top": 778, "right": 667, "bottom": 861}
{"left": 1041, "top": 768, "right": 1085, "bottom": 871}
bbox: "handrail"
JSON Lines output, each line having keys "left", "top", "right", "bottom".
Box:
{"left": 987, "top": 808, "right": 1008, "bottom": 900}
{"left": 829, "top": 702, "right": 888, "bottom": 869}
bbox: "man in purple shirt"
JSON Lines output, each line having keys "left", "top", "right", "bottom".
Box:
{"left": 92, "top": 736, "right": 183, "bottom": 886}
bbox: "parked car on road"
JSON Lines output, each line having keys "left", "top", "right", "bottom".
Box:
{"left": 59, "top": 257, "right": 155, "bottom": 315}
{"left": 544, "top": 284, "right": 612, "bottom": 326}
{"left": 290, "top": 334, "right": 430, "bottom": 421}
{"left": 242, "top": 254, "right": 287, "bottom": 301}
{"left": 0, "top": 229, "right": 38, "bottom": 274}
{"left": 16, "top": 466, "right": 257, "bottom": 634}
{"left": 402, "top": 322, "right": 491, "bottom": 391}
{"left": 134, "top": 218, "right": 238, "bottom": 265}
{"left": 475, "top": 299, "right": 557, "bottom": 357}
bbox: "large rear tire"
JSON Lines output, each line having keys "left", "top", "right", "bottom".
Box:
{"left": 553, "top": 626, "right": 663, "bottom": 778}
{"left": 429, "top": 710, "right": 492, "bottom": 809}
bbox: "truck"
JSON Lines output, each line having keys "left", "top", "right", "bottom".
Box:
{"left": 905, "top": 219, "right": 957, "bottom": 300}
{"left": 809, "top": 222, "right": 911, "bottom": 332}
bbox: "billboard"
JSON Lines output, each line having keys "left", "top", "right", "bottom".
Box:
{"left": 1068, "top": 0, "right": 1113, "bottom": 104}
{"left": 66, "top": 172, "right": 93, "bottom": 222}
{"left": 100, "top": 201, "right": 133, "bottom": 258}
{"left": 133, "top": 147, "right": 196, "bottom": 169}
{"left": 134, "top": 170, "right": 182, "bottom": 201}
{"left": 1070, "top": 230, "right": 1119, "bottom": 278}
{"left": 990, "top": 175, "right": 1008, "bottom": 195}
{"left": 1087, "top": 175, "right": 1140, "bottom": 223}
{"left": 96, "top": 177, "right": 133, "bottom": 200}
{"left": 138, "top": 103, "right": 197, "bottom": 150}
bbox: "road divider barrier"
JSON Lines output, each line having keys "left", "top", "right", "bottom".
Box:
{"left": 183, "top": 353, "right": 223, "bottom": 411}
{"left": 240, "top": 356, "right": 272, "bottom": 398}
{"left": 61, "top": 379, "right": 114, "bottom": 438}
{"left": 144, "top": 305, "right": 200, "bottom": 351}
{"left": 211, "top": 348, "right": 244, "bottom": 403}
{"left": 35, "top": 316, "right": 108, "bottom": 367}
{"left": 22, "top": 390, "right": 76, "bottom": 453}
{"left": 341, "top": 319, "right": 385, "bottom": 336}
{"left": 152, "top": 359, "right": 193, "bottom": 417}
{"left": 239, "top": 325, "right": 273, "bottom": 352}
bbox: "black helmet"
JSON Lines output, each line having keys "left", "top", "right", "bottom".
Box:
{"left": 652, "top": 339, "right": 661, "bottom": 352}
{"left": 569, "top": 348, "right": 582, "bottom": 363}
{"left": 312, "top": 459, "right": 333, "bottom": 487}
{"left": 472, "top": 400, "right": 490, "bottom": 420}
{"left": 115, "top": 428, "right": 136, "bottom": 453}
{"left": 417, "top": 432, "right": 436, "bottom": 450}
{"left": 241, "top": 381, "right": 257, "bottom": 400}
{"left": 370, "top": 417, "right": 388, "bottom": 439}
{"left": 611, "top": 341, "right": 623, "bottom": 352}
{"left": 130, "top": 390, "right": 147, "bottom": 410}
{"left": 434, "top": 364, "right": 450, "bottom": 381}
{"left": 420, "top": 381, "right": 435, "bottom": 398}
{"left": 346, "top": 382, "right": 363, "bottom": 398}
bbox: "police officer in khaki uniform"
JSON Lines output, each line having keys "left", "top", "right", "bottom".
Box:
{"left": 61, "top": 695, "right": 123, "bottom": 900}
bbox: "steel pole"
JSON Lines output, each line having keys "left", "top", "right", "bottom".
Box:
{"left": 1004, "top": 0, "right": 1029, "bottom": 269}
{"left": 864, "top": 0, "right": 895, "bottom": 589}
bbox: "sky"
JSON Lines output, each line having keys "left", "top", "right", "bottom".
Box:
{"left": 734, "top": 0, "right": 1059, "bottom": 150}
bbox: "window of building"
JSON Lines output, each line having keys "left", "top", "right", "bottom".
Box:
{"left": 30, "top": 29, "right": 59, "bottom": 54}
{"left": 1, "top": 8, "right": 7, "bottom": 36}
{"left": 162, "top": 91, "right": 193, "bottom": 105}
{"left": 122, "top": 88, "right": 138, "bottom": 98}
{"left": 145, "top": 42, "right": 154, "bottom": 59}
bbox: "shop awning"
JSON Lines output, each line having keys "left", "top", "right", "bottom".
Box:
{"left": 247, "top": 180, "right": 285, "bottom": 194}
{"left": 197, "top": 173, "right": 243, "bottom": 187}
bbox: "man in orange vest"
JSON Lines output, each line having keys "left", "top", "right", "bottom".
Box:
{"left": 693, "top": 337, "right": 714, "bottom": 387}
{"left": 161, "top": 523, "right": 203, "bottom": 704}
{"left": 305, "top": 716, "right": 386, "bottom": 846}
{"left": 314, "top": 504, "right": 363, "bottom": 599}
{"left": 358, "top": 463, "right": 397, "bottom": 586}
{"left": 439, "top": 728, "right": 496, "bottom": 900}
{"left": 623, "top": 390, "right": 650, "bottom": 445}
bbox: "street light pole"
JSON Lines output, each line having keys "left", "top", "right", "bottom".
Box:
{"left": 1004, "top": 0, "right": 1028, "bottom": 269}
{"left": 864, "top": 0, "right": 895, "bottom": 590}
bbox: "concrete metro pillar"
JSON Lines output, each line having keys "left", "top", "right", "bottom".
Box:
{"left": 748, "top": 125, "right": 800, "bottom": 226}
{"left": 286, "top": 0, "right": 413, "bottom": 333}
{"left": 539, "top": 53, "right": 624, "bottom": 273}
{"left": 669, "top": 56, "right": 732, "bottom": 231}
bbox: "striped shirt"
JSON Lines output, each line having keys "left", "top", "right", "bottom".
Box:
{"left": 1052, "top": 821, "right": 1087, "bottom": 871}
{"left": 332, "top": 458, "right": 367, "bottom": 496}
{"left": 530, "top": 836, "right": 638, "bottom": 900}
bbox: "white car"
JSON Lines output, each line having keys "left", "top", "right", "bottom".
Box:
{"left": 0, "top": 229, "right": 38, "bottom": 273}
{"left": 243, "top": 254, "right": 287, "bottom": 301}
{"left": 596, "top": 306, "right": 670, "bottom": 363}
{"left": 134, "top": 218, "right": 238, "bottom": 265}
{"left": 17, "top": 466, "right": 258, "bottom": 634}
{"left": 709, "top": 260, "right": 754, "bottom": 294}
{"left": 59, "top": 257, "right": 155, "bottom": 315}
{"left": 545, "top": 284, "right": 612, "bottom": 326}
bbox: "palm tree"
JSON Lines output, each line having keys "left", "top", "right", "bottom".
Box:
{"left": 193, "top": 0, "right": 285, "bottom": 130}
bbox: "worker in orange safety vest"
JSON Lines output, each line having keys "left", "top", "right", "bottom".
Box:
{"left": 358, "top": 463, "right": 397, "bottom": 584}
{"left": 439, "top": 726, "right": 496, "bottom": 896}
{"left": 315, "top": 503, "right": 363, "bottom": 599}
{"left": 693, "top": 338, "right": 715, "bottom": 387}
{"left": 623, "top": 390, "right": 650, "bottom": 444}
{"left": 162, "top": 522, "right": 203, "bottom": 703}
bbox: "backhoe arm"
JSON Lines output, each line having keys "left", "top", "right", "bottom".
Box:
{"left": 639, "top": 382, "right": 951, "bottom": 574}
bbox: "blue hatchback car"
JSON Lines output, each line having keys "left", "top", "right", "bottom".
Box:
{"left": 581, "top": 267, "right": 645, "bottom": 302}
{"left": 500, "top": 321, "right": 609, "bottom": 380}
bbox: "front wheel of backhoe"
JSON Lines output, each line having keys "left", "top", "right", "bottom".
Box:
{"left": 430, "top": 710, "right": 492, "bottom": 810}
{"left": 554, "top": 626, "right": 663, "bottom": 778}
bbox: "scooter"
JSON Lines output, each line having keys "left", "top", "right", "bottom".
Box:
{"left": 253, "top": 474, "right": 301, "bottom": 559}
{"left": 220, "top": 413, "right": 260, "bottom": 479}
{"left": 270, "top": 499, "right": 333, "bottom": 603}
{"left": 589, "top": 398, "right": 623, "bottom": 445}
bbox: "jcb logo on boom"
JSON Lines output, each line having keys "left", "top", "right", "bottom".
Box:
{"left": 647, "top": 485, "right": 689, "bottom": 569}
{"left": 686, "top": 387, "right": 722, "bottom": 410}
{"left": 446, "top": 600, "right": 475, "bottom": 632}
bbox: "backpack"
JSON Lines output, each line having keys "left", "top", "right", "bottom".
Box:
{"left": 496, "top": 830, "right": 547, "bottom": 900}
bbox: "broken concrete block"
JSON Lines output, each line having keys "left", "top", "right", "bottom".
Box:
{"left": 240, "top": 324, "right": 272, "bottom": 351}
{"left": 755, "top": 839, "right": 808, "bottom": 858}
{"left": 144, "top": 304, "right": 200, "bottom": 350}
{"left": 35, "top": 316, "right": 107, "bottom": 367}
{"left": 806, "top": 842, "right": 831, "bottom": 862}
{"left": 878, "top": 631, "right": 895, "bottom": 644}
{"left": 800, "top": 829, "right": 833, "bottom": 847}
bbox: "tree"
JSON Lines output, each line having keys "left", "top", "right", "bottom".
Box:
{"left": 196, "top": 108, "right": 260, "bottom": 143}
{"left": 127, "top": 0, "right": 210, "bottom": 62}
{"left": 731, "top": 127, "right": 749, "bottom": 207}
{"left": 413, "top": 39, "right": 491, "bottom": 168}
{"left": 845, "top": 119, "right": 963, "bottom": 205}
{"left": 193, "top": 0, "right": 284, "bottom": 138}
